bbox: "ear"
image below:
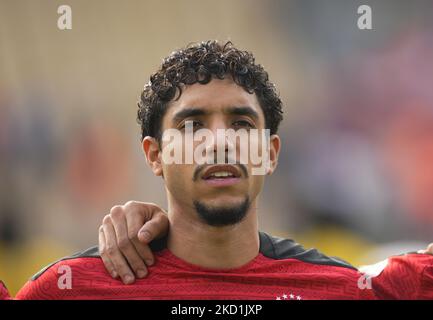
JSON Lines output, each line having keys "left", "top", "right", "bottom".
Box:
{"left": 267, "top": 134, "right": 281, "bottom": 175}
{"left": 142, "top": 136, "right": 163, "bottom": 177}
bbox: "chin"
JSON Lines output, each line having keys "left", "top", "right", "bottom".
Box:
{"left": 201, "top": 196, "right": 246, "bottom": 209}
{"left": 194, "top": 195, "right": 251, "bottom": 227}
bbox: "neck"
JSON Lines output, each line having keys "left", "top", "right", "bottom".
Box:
{"left": 166, "top": 198, "right": 260, "bottom": 269}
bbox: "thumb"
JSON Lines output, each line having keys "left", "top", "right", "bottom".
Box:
{"left": 426, "top": 243, "right": 433, "bottom": 255}
{"left": 138, "top": 211, "right": 169, "bottom": 244}
{"left": 417, "top": 243, "right": 433, "bottom": 255}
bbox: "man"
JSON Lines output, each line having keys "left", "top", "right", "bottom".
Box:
{"left": 16, "top": 40, "right": 433, "bottom": 299}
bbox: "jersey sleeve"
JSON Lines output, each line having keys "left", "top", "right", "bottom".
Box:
{"left": 16, "top": 255, "right": 114, "bottom": 300}
{"left": 15, "top": 261, "right": 65, "bottom": 300}
{"left": 369, "top": 253, "right": 433, "bottom": 299}
{"left": 0, "top": 280, "right": 11, "bottom": 300}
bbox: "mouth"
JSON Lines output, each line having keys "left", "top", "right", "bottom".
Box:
{"left": 201, "top": 165, "right": 242, "bottom": 187}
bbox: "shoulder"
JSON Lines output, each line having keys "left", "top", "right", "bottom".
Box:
{"left": 29, "top": 246, "right": 101, "bottom": 281}
{"left": 16, "top": 246, "right": 106, "bottom": 300}
{"left": 370, "top": 252, "right": 433, "bottom": 299}
{"left": 259, "top": 232, "right": 357, "bottom": 270}
{"left": 258, "top": 232, "right": 374, "bottom": 299}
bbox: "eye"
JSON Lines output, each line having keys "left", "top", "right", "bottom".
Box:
{"left": 233, "top": 120, "right": 254, "bottom": 129}
{"left": 180, "top": 120, "right": 203, "bottom": 130}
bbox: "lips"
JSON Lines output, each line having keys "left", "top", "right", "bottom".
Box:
{"left": 201, "top": 165, "right": 242, "bottom": 180}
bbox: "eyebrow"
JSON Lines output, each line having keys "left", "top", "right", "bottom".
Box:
{"left": 172, "top": 108, "right": 209, "bottom": 124}
{"left": 224, "top": 106, "right": 259, "bottom": 121}
{"left": 172, "top": 106, "right": 260, "bottom": 123}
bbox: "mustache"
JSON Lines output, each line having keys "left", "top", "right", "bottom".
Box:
{"left": 193, "top": 162, "right": 249, "bottom": 181}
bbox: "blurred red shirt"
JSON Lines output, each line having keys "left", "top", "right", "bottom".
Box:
{"left": 0, "top": 281, "right": 11, "bottom": 300}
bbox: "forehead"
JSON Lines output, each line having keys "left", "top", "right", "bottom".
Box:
{"left": 164, "top": 78, "right": 264, "bottom": 122}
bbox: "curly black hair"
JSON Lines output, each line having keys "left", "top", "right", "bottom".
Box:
{"left": 137, "top": 40, "right": 283, "bottom": 142}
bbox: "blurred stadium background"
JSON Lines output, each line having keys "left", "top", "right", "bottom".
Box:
{"left": 1, "top": 0, "right": 433, "bottom": 296}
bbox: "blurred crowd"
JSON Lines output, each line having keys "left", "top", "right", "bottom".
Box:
{"left": 1, "top": 0, "right": 432, "bottom": 295}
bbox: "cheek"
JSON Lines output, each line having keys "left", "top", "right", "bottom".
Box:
{"left": 240, "top": 130, "right": 269, "bottom": 170}
{"left": 162, "top": 164, "right": 195, "bottom": 193}
{"left": 249, "top": 175, "right": 265, "bottom": 196}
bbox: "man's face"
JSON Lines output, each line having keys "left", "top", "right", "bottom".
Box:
{"left": 144, "top": 77, "right": 278, "bottom": 225}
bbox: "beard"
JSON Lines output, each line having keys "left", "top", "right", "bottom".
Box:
{"left": 193, "top": 196, "right": 250, "bottom": 227}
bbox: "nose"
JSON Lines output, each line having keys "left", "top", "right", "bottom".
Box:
{"left": 205, "top": 120, "right": 236, "bottom": 164}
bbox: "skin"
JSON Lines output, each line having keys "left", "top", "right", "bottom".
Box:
{"left": 99, "top": 201, "right": 168, "bottom": 283}
{"left": 99, "top": 77, "right": 281, "bottom": 284}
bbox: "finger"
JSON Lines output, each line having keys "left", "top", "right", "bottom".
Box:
{"left": 110, "top": 209, "right": 148, "bottom": 278}
{"left": 125, "top": 209, "right": 156, "bottom": 266}
{"left": 426, "top": 243, "right": 433, "bottom": 254}
{"left": 138, "top": 212, "right": 169, "bottom": 244}
{"left": 102, "top": 217, "right": 135, "bottom": 284}
{"left": 98, "top": 226, "right": 118, "bottom": 279}
{"left": 132, "top": 238, "right": 155, "bottom": 266}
